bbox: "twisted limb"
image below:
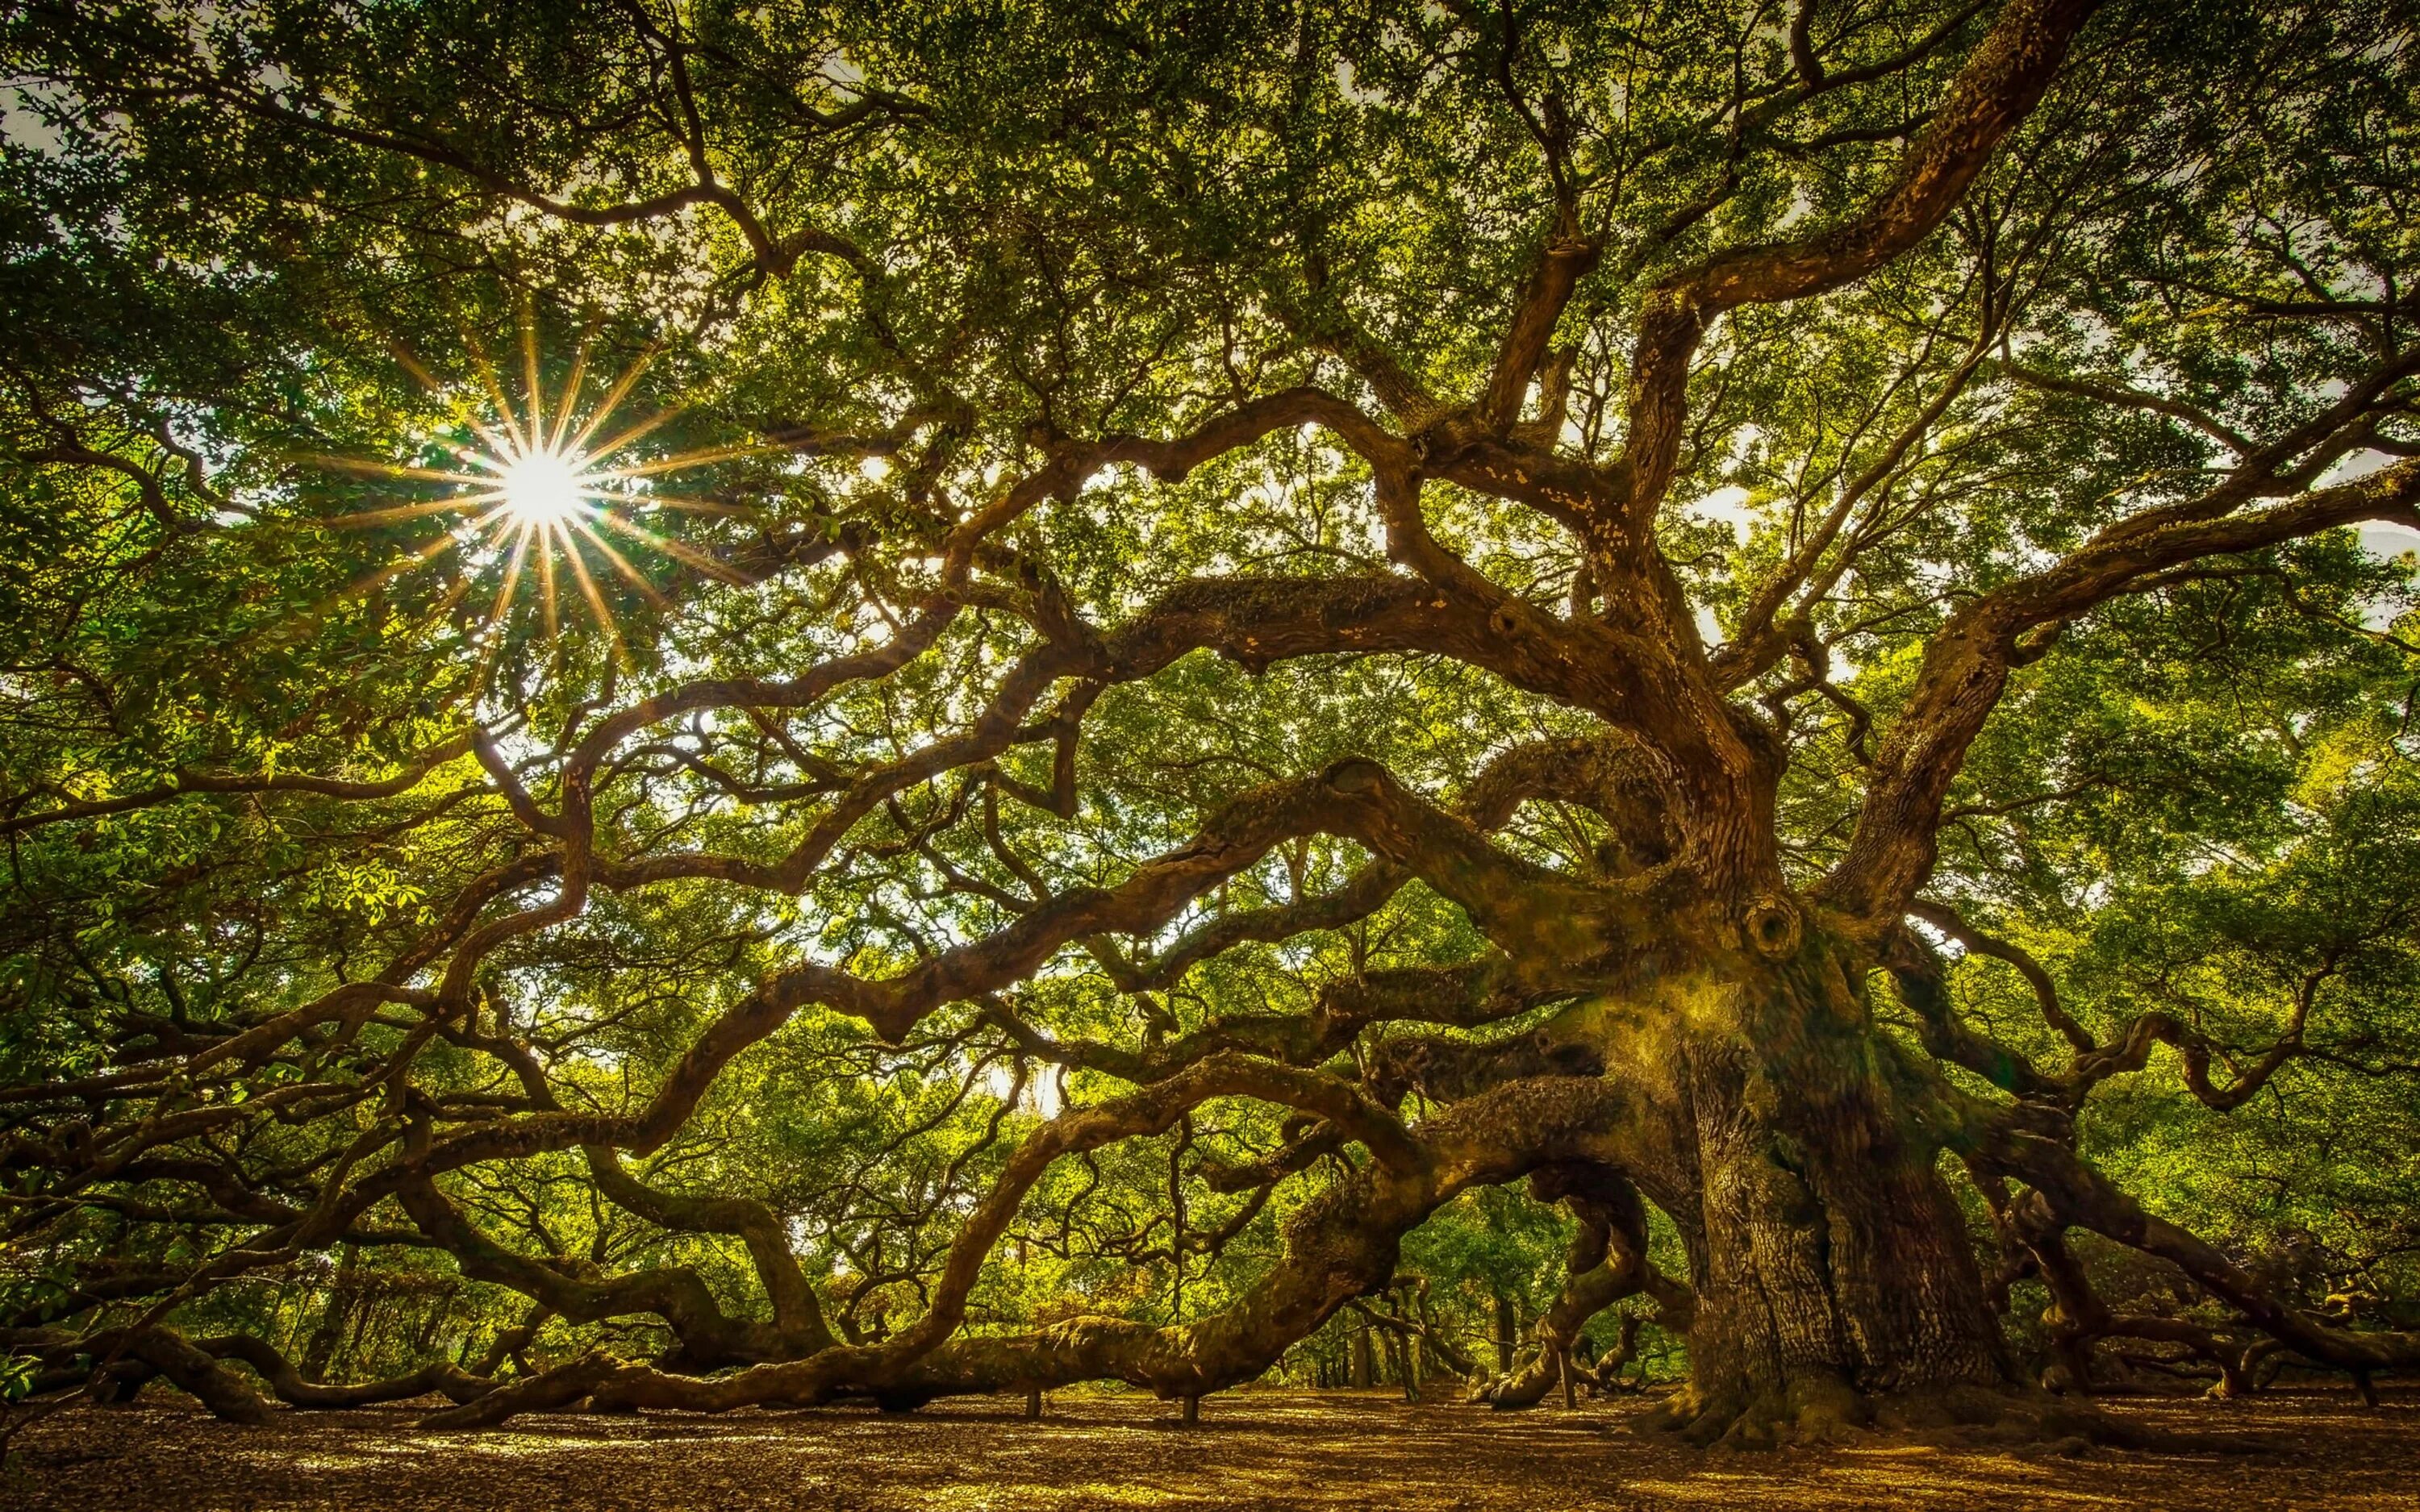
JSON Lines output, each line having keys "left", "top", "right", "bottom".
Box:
{"left": 2015, "top": 1207, "right": 2257, "bottom": 1399}
{"left": 1474, "top": 1161, "right": 1690, "bottom": 1409}
{"left": 1, "top": 1326, "right": 496, "bottom": 1419}
{"left": 422, "top": 1067, "right": 1655, "bottom": 1427}
{"left": 1988, "top": 1125, "right": 2420, "bottom": 1403}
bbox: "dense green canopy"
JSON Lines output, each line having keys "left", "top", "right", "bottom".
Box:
{"left": 2, "top": 0, "right": 2417, "bottom": 1439}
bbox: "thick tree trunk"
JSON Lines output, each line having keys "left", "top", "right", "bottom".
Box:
{"left": 1648, "top": 943, "right": 2011, "bottom": 1443}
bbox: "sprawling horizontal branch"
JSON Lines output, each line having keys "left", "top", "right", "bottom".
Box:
{"left": 995, "top": 955, "right": 1560, "bottom": 1093}
{"left": 584, "top": 1148, "right": 834, "bottom": 1356}
{"left": 1987, "top": 1126, "right": 2420, "bottom": 1379}
{"left": 315, "top": 759, "right": 1663, "bottom": 1214}
{"left": 0, "top": 731, "right": 478, "bottom": 837}
{"left": 425, "top": 1068, "right": 1650, "bottom": 1426}
{"left": 2018, "top": 1214, "right": 2257, "bottom": 1396}
{"left": 2, "top": 1325, "right": 495, "bottom": 1417}
{"left": 1096, "top": 728, "right": 1681, "bottom": 996}
{"left": 392, "top": 1174, "right": 804, "bottom": 1368}
{"left": 192, "top": 1332, "right": 495, "bottom": 1410}
{"left": 1909, "top": 901, "right": 2095, "bottom": 1054}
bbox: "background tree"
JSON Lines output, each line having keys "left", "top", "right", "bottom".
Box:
{"left": 2, "top": 0, "right": 2418, "bottom": 1450}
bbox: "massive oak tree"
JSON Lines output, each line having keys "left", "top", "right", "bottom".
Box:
{"left": 5, "top": 0, "right": 2419, "bottom": 1448}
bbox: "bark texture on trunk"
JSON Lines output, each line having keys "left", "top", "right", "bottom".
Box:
{"left": 1635, "top": 943, "right": 2011, "bottom": 1442}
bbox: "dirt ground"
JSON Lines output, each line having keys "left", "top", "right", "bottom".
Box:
{"left": 6, "top": 1385, "right": 2416, "bottom": 1511}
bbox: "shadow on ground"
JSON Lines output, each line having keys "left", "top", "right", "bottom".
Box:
{"left": 7, "top": 1385, "right": 2414, "bottom": 1510}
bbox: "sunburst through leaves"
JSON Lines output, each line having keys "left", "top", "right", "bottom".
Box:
{"left": 310, "top": 324, "right": 763, "bottom": 678}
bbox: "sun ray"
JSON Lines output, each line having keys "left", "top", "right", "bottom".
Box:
{"left": 570, "top": 517, "right": 672, "bottom": 609}
{"left": 329, "top": 517, "right": 492, "bottom": 605}
{"left": 553, "top": 519, "right": 625, "bottom": 657}
{"left": 590, "top": 440, "right": 791, "bottom": 481}
{"left": 519, "top": 306, "right": 547, "bottom": 448}
{"left": 311, "top": 330, "right": 769, "bottom": 687}
{"left": 576, "top": 405, "right": 686, "bottom": 467}
{"left": 588, "top": 506, "right": 753, "bottom": 585}
{"left": 388, "top": 339, "right": 524, "bottom": 459}
{"left": 302, "top": 455, "right": 497, "bottom": 487}
{"left": 493, "top": 523, "right": 534, "bottom": 619}
{"left": 549, "top": 339, "right": 595, "bottom": 453}
{"left": 444, "top": 445, "right": 511, "bottom": 475}
{"left": 469, "top": 523, "right": 536, "bottom": 698}
{"left": 537, "top": 534, "right": 561, "bottom": 642}
{"left": 485, "top": 523, "right": 534, "bottom": 635}
{"left": 424, "top": 557, "right": 476, "bottom": 623}
{"left": 386, "top": 342, "right": 449, "bottom": 394}
{"left": 607, "top": 489, "right": 756, "bottom": 517}
{"left": 460, "top": 333, "right": 531, "bottom": 455}
{"left": 318, "top": 495, "right": 499, "bottom": 531}
{"left": 564, "top": 344, "right": 661, "bottom": 455}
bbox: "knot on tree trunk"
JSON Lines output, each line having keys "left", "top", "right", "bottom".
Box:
{"left": 1321, "top": 757, "right": 1393, "bottom": 795}
{"left": 1740, "top": 895, "right": 1802, "bottom": 959}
